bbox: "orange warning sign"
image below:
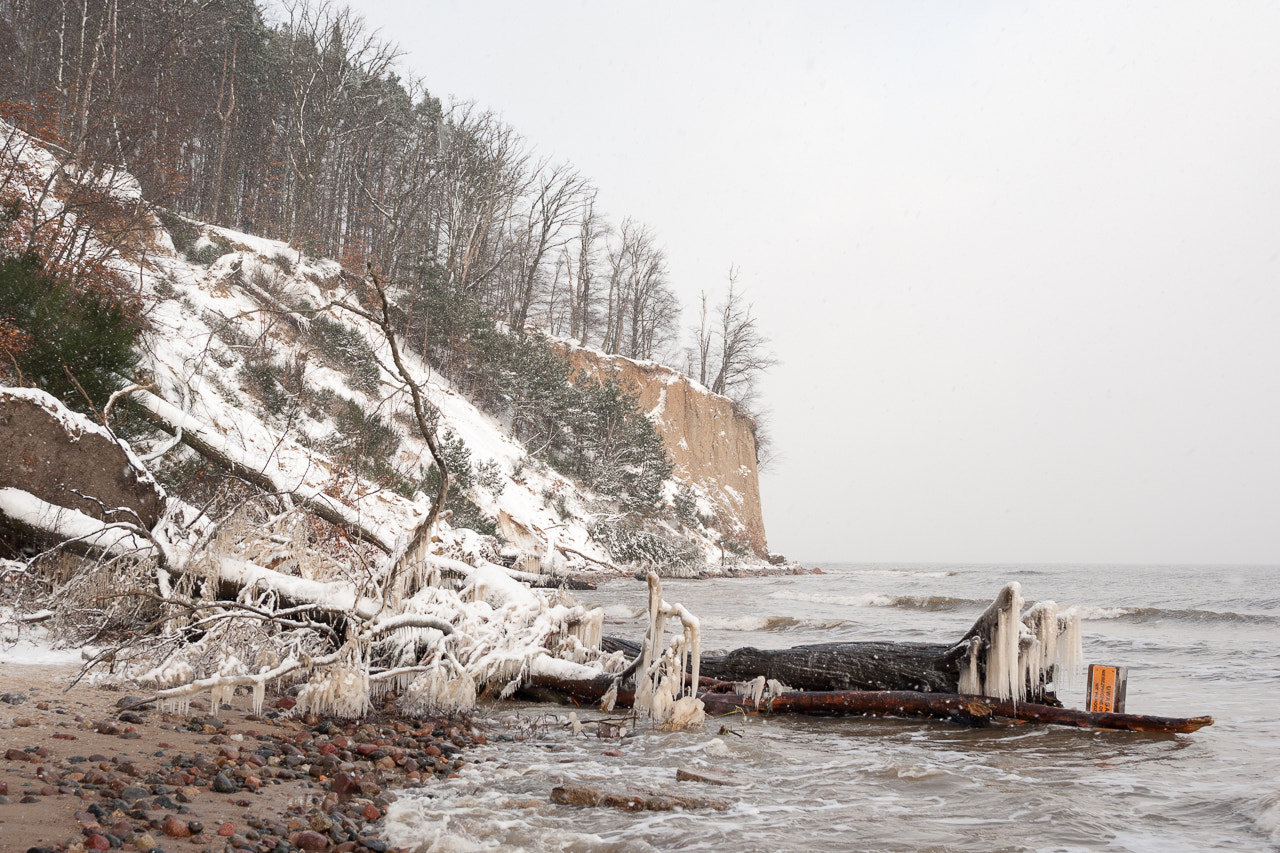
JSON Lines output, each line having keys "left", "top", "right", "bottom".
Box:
{"left": 1086, "top": 664, "right": 1128, "bottom": 713}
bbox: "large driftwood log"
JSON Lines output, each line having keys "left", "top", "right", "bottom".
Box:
{"left": 698, "top": 690, "right": 1214, "bottom": 734}
{"left": 514, "top": 666, "right": 1213, "bottom": 734}
{"left": 700, "top": 642, "right": 961, "bottom": 693}
{"left": 602, "top": 636, "right": 966, "bottom": 694}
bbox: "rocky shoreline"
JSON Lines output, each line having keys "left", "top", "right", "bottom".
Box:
{"left": 0, "top": 663, "right": 481, "bottom": 853}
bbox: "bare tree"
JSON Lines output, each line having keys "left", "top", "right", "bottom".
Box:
{"left": 690, "top": 286, "right": 715, "bottom": 387}
{"left": 436, "top": 104, "right": 529, "bottom": 296}
{"left": 566, "top": 189, "right": 604, "bottom": 344}
{"left": 507, "top": 160, "right": 588, "bottom": 332}
{"left": 276, "top": 0, "right": 400, "bottom": 244}
{"left": 710, "top": 272, "right": 777, "bottom": 404}
{"left": 601, "top": 218, "right": 678, "bottom": 360}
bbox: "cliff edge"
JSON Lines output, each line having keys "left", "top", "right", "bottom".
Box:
{"left": 554, "top": 341, "right": 769, "bottom": 558}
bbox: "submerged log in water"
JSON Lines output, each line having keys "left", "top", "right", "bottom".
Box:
{"left": 698, "top": 689, "right": 1214, "bottom": 734}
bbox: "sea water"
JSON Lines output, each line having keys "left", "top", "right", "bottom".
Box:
{"left": 384, "top": 563, "right": 1280, "bottom": 852}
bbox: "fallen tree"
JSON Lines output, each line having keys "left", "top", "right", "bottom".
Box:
{"left": 540, "top": 579, "right": 1209, "bottom": 733}
{"left": 697, "top": 689, "right": 1214, "bottom": 734}
{"left": 602, "top": 582, "right": 1078, "bottom": 704}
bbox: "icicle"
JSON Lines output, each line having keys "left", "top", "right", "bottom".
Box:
{"left": 211, "top": 655, "right": 243, "bottom": 715}
{"left": 1020, "top": 601, "right": 1059, "bottom": 697}
{"left": 564, "top": 607, "right": 604, "bottom": 652}
{"left": 738, "top": 676, "right": 767, "bottom": 709}
{"left": 1055, "top": 607, "right": 1084, "bottom": 689}
{"left": 251, "top": 678, "right": 266, "bottom": 717}
{"left": 600, "top": 682, "right": 618, "bottom": 713}
{"left": 635, "top": 573, "right": 704, "bottom": 729}
{"left": 295, "top": 645, "right": 371, "bottom": 718}
{"left": 983, "top": 582, "right": 1023, "bottom": 701}
{"left": 958, "top": 638, "right": 982, "bottom": 695}
{"left": 766, "top": 679, "right": 791, "bottom": 698}
{"left": 401, "top": 653, "right": 477, "bottom": 717}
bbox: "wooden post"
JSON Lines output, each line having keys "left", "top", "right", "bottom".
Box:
{"left": 1086, "top": 664, "right": 1128, "bottom": 713}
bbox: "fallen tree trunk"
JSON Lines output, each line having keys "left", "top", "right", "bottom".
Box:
{"left": 700, "top": 642, "right": 961, "bottom": 693}
{"left": 698, "top": 689, "right": 1214, "bottom": 734}
{"left": 508, "top": 667, "right": 1212, "bottom": 734}
{"left": 601, "top": 637, "right": 965, "bottom": 694}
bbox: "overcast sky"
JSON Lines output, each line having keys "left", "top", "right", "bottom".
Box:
{"left": 336, "top": 0, "right": 1279, "bottom": 566}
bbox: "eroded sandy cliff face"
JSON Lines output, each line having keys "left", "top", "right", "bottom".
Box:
{"left": 554, "top": 342, "right": 768, "bottom": 557}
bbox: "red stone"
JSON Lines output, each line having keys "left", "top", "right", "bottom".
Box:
{"left": 361, "top": 803, "right": 381, "bottom": 820}
{"left": 4, "top": 748, "right": 32, "bottom": 762}
{"left": 330, "top": 772, "right": 359, "bottom": 796}
{"left": 217, "top": 823, "right": 236, "bottom": 837}
{"left": 53, "top": 733, "right": 78, "bottom": 740}
{"left": 291, "top": 830, "right": 329, "bottom": 851}
{"left": 84, "top": 833, "right": 111, "bottom": 851}
{"left": 162, "top": 815, "right": 192, "bottom": 838}
{"left": 275, "top": 696, "right": 297, "bottom": 710}
{"left": 355, "top": 743, "right": 378, "bottom": 756}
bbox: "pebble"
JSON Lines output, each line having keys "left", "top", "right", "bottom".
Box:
{"left": 162, "top": 815, "right": 192, "bottom": 838}
{"left": 211, "top": 772, "right": 238, "bottom": 793}
{"left": 2, "top": 696, "right": 480, "bottom": 853}
{"left": 291, "top": 830, "right": 329, "bottom": 851}
{"left": 0, "top": 691, "right": 27, "bottom": 704}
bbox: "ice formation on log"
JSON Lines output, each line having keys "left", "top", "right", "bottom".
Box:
{"left": 956, "top": 582, "right": 1084, "bottom": 702}
{"left": 634, "top": 573, "right": 704, "bottom": 730}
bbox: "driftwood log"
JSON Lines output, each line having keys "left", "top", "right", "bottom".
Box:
{"left": 698, "top": 690, "right": 1213, "bottom": 733}
{"left": 520, "top": 663, "right": 1213, "bottom": 733}
{"left": 602, "top": 635, "right": 963, "bottom": 693}
{"left": 601, "top": 583, "right": 1034, "bottom": 696}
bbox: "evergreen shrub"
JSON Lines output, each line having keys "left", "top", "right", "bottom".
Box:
{"left": 0, "top": 252, "right": 138, "bottom": 413}
{"left": 308, "top": 315, "right": 381, "bottom": 394}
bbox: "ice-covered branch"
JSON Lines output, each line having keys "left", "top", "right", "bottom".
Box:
{"left": 129, "top": 388, "right": 397, "bottom": 552}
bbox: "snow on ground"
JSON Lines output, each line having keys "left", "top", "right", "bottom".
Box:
{"left": 3, "top": 121, "right": 731, "bottom": 577}
{"left": 136, "top": 213, "right": 616, "bottom": 569}
{"left": 0, "top": 607, "right": 88, "bottom": 666}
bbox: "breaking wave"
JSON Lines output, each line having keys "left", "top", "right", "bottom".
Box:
{"left": 767, "top": 590, "right": 981, "bottom": 612}
{"left": 1076, "top": 605, "right": 1279, "bottom": 626}
{"left": 701, "top": 614, "right": 849, "bottom": 633}
{"left": 837, "top": 568, "right": 958, "bottom": 578}
{"left": 763, "top": 593, "right": 1276, "bottom": 626}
